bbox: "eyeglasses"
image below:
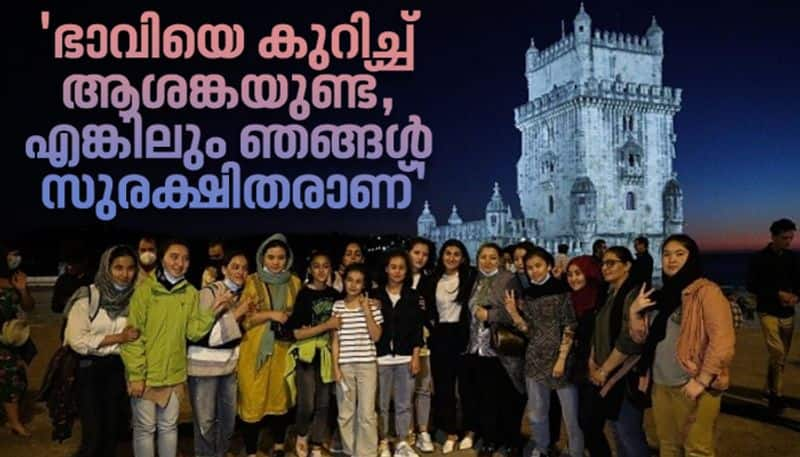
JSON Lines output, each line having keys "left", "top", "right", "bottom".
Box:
{"left": 601, "top": 259, "right": 623, "bottom": 268}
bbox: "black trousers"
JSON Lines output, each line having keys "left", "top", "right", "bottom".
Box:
{"left": 295, "top": 359, "right": 331, "bottom": 445}
{"left": 472, "top": 355, "right": 525, "bottom": 448}
{"left": 242, "top": 412, "right": 293, "bottom": 455}
{"left": 76, "top": 355, "right": 127, "bottom": 457}
{"left": 578, "top": 381, "right": 612, "bottom": 457}
{"left": 430, "top": 325, "right": 470, "bottom": 435}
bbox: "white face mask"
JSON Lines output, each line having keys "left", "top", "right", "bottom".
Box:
{"left": 139, "top": 252, "right": 156, "bottom": 267}
{"left": 7, "top": 255, "right": 21, "bottom": 270}
{"left": 112, "top": 282, "right": 129, "bottom": 291}
{"left": 223, "top": 278, "right": 241, "bottom": 292}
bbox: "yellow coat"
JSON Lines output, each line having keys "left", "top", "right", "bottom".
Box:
{"left": 237, "top": 273, "right": 301, "bottom": 422}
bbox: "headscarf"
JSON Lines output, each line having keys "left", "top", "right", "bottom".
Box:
{"left": 255, "top": 233, "right": 294, "bottom": 370}
{"left": 65, "top": 245, "right": 138, "bottom": 320}
{"left": 522, "top": 273, "right": 568, "bottom": 300}
{"left": 566, "top": 256, "right": 603, "bottom": 318}
{"left": 648, "top": 236, "right": 703, "bottom": 347}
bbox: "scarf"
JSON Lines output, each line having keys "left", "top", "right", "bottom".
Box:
{"left": 64, "top": 245, "right": 138, "bottom": 320}
{"left": 523, "top": 274, "right": 568, "bottom": 300}
{"left": 567, "top": 256, "right": 603, "bottom": 318}
{"left": 646, "top": 240, "right": 703, "bottom": 353}
{"left": 255, "top": 233, "right": 294, "bottom": 370}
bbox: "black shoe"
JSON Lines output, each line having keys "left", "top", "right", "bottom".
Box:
{"left": 768, "top": 395, "right": 786, "bottom": 414}
{"left": 479, "top": 443, "right": 497, "bottom": 457}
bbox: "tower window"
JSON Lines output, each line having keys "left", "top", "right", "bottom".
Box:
{"left": 623, "top": 115, "right": 634, "bottom": 132}
{"left": 549, "top": 195, "right": 555, "bottom": 213}
{"left": 626, "top": 192, "right": 636, "bottom": 210}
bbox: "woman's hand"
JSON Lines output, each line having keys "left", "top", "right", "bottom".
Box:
{"left": 233, "top": 297, "right": 256, "bottom": 320}
{"left": 325, "top": 314, "right": 342, "bottom": 331}
{"left": 630, "top": 284, "right": 656, "bottom": 315}
{"left": 11, "top": 271, "right": 27, "bottom": 292}
{"left": 474, "top": 307, "right": 489, "bottom": 322}
{"left": 127, "top": 380, "right": 145, "bottom": 397}
{"left": 333, "top": 365, "right": 342, "bottom": 382}
{"left": 121, "top": 326, "right": 140, "bottom": 343}
{"left": 268, "top": 311, "right": 289, "bottom": 324}
{"left": 682, "top": 378, "right": 706, "bottom": 401}
{"left": 410, "top": 354, "right": 421, "bottom": 376}
{"left": 504, "top": 290, "right": 520, "bottom": 317}
{"left": 552, "top": 358, "right": 566, "bottom": 379}
{"left": 211, "top": 284, "right": 234, "bottom": 315}
{"left": 589, "top": 365, "right": 608, "bottom": 387}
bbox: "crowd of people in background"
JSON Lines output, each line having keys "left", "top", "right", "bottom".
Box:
{"left": 0, "top": 217, "right": 797, "bottom": 457}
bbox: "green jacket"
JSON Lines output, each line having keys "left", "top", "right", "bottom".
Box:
{"left": 121, "top": 274, "right": 214, "bottom": 386}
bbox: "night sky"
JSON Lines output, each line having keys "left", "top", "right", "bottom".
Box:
{"left": 3, "top": 0, "right": 799, "bottom": 251}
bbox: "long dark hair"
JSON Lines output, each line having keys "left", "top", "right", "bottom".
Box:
{"left": 380, "top": 249, "right": 412, "bottom": 289}
{"left": 406, "top": 237, "right": 436, "bottom": 274}
{"left": 432, "top": 239, "right": 473, "bottom": 305}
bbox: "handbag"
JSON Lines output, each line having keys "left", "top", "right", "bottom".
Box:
{"left": 490, "top": 324, "right": 527, "bottom": 357}
{"left": 0, "top": 318, "right": 30, "bottom": 347}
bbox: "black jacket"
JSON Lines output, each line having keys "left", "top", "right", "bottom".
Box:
{"left": 375, "top": 286, "right": 424, "bottom": 357}
{"left": 419, "top": 267, "right": 477, "bottom": 353}
{"left": 747, "top": 245, "right": 800, "bottom": 318}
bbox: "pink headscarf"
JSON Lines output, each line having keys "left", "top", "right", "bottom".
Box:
{"left": 567, "top": 255, "right": 603, "bottom": 318}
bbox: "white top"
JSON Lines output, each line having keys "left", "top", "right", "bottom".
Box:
{"left": 65, "top": 297, "right": 128, "bottom": 356}
{"left": 436, "top": 273, "right": 461, "bottom": 323}
{"left": 334, "top": 299, "right": 384, "bottom": 364}
{"left": 377, "top": 290, "right": 412, "bottom": 365}
{"left": 412, "top": 272, "right": 421, "bottom": 290}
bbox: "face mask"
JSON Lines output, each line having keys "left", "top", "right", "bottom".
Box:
{"left": 480, "top": 268, "right": 498, "bottom": 277}
{"left": 163, "top": 269, "right": 184, "bottom": 285}
{"left": 223, "top": 278, "right": 241, "bottom": 292}
{"left": 112, "top": 282, "right": 129, "bottom": 291}
{"left": 7, "top": 256, "right": 21, "bottom": 270}
{"left": 139, "top": 252, "right": 156, "bottom": 266}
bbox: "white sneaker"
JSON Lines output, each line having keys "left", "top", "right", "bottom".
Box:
{"left": 416, "top": 432, "right": 434, "bottom": 453}
{"left": 295, "top": 434, "right": 309, "bottom": 457}
{"left": 458, "top": 436, "right": 474, "bottom": 450}
{"left": 310, "top": 449, "right": 323, "bottom": 457}
{"left": 394, "top": 441, "right": 419, "bottom": 457}
{"left": 442, "top": 439, "right": 456, "bottom": 454}
{"left": 380, "top": 440, "right": 392, "bottom": 457}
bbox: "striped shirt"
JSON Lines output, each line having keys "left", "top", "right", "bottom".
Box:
{"left": 334, "top": 299, "right": 384, "bottom": 364}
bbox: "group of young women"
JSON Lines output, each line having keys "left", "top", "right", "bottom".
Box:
{"left": 4, "top": 231, "right": 736, "bottom": 457}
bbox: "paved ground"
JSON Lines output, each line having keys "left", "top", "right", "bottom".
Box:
{"left": 2, "top": 289, "right": 799, "bottom": 456}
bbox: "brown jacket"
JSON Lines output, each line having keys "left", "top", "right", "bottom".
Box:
{"left": 631, "top": 278, "right": 736, "bottom": 390}
{"left": 676, "top": 278, "right": 735, "bottom": 390}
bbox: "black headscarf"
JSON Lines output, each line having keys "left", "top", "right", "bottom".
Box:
{"left": 523, "top": 274, "right": 569, "bottom": 300}
{"left": 647, "top": 235, "right": 703, "bottom": 348}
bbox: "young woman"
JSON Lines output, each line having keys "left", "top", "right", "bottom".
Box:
{"left": 422, "top": 240, "right": 476, "bottom": 454}
{"left": 187, "top": 251, "right": 253, "bottom": 457}
{"left": 331, "top": 264, "right": 384, "bottom": 457}
{"left": 629, "top": 235, "right": 735, "bottom": 456}
{"left": 0, "top": 245, "right": 34, "bottom": 437}
{"left": 238, "top": 234, "right": 302, "bottom": 457}
{"left": 121, "top": 239, "right": 219, "bottom": 457}
{"left": 406, "top": 237, "right": 436, "bottom": 453}
{"left": 584, "top": 246, "right": 649, "bottom": 457}
{"left": 375, "top": 251, "right": 424, "bottom": 457}
{"left": 504, "top": 248, "right": 583, "bottom": 457}
{"left": 564, "top": 255, "right": 604, "bottom": 452}
{"left": 65, "top": 245, "right": 140, "bottom": 456}
{"left": 333, "top": 241, "right": 366, "bottom": 292}
{"left": 284, "top": 251, "right": 342, "bottom": 457}
{"left": 467, "top": 243, "right": 525, "bottom": 457}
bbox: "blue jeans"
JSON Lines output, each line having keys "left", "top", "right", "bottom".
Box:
{"left": 610, "top": 397, "right": 650, "bottom": 457}
{"left": 188, "top": 374, "right": 237, "bottom": 457}
{"left": 131, "top": 392, "right": 180, "bottom": 457}
{"left": 378, "top": 363, "right": 415, "bottom": 440}
{"left": 526, "top": 378, "right": 584, "bottom": 457}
